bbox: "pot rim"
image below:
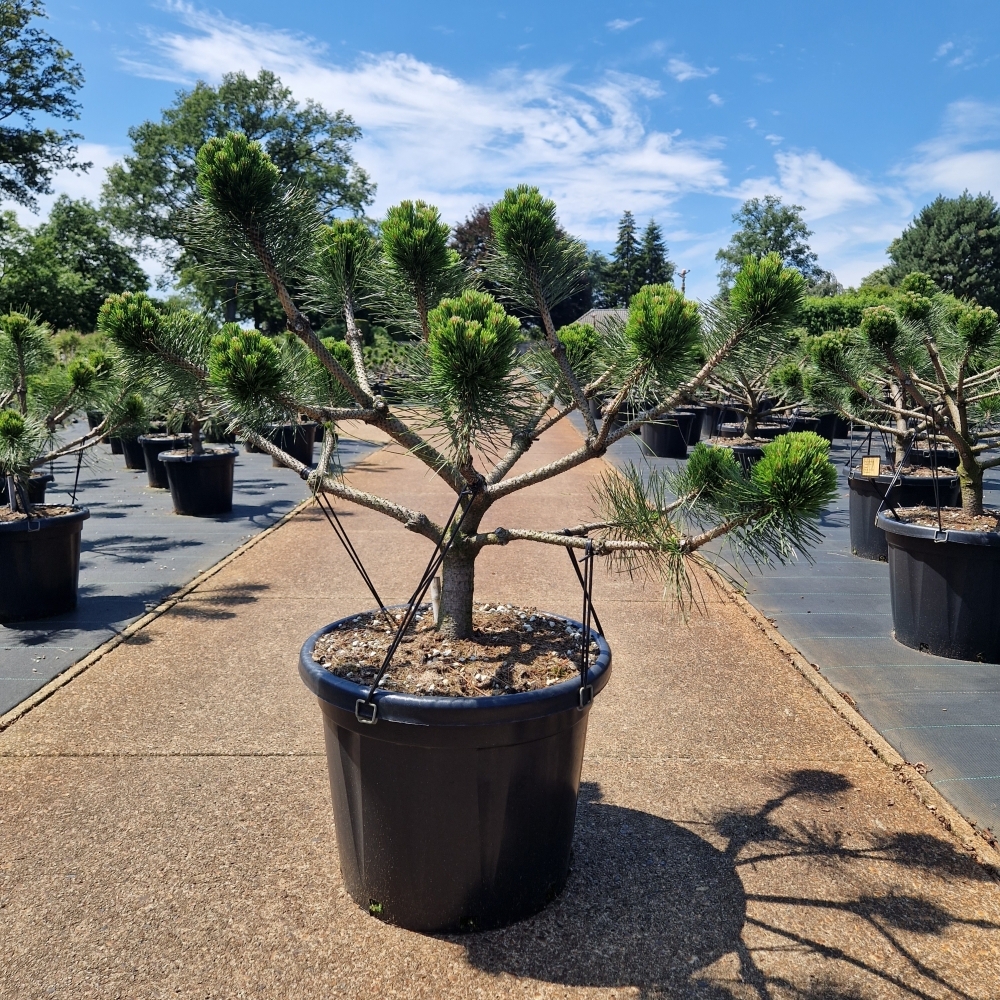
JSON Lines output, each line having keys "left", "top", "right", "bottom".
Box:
{"left": 158, "top": 446, "right": 238, "bottom": 463}
{"left": 876, "top": 510, "right": 1000, "bottom": 546}
{"left": 299, "top": 607, "right": 612, "bottom": 727}
{"left": 848, "top": 469, "right": 960, "bottom": 486}
{"left": 0, "top": 506, "right": 89, "bottom": 533}
{"left": 138, "top": 433, "right": 192, "bottom": 443}
{"left": 267, "top": 420, "right": 319, "bottom": 429}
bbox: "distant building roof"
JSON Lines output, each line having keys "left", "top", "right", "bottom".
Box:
{"left": 573, "top": 307, "right": 627, "bottom": 332}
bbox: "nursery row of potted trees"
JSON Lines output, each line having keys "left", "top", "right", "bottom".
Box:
{"left": 7, "top": 130, "right": 994, "bottom": 935}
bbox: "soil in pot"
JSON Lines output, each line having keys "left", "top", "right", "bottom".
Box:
{"left": 848, "top": 468, "right": 960, "bottom": 561}
{"left": 159, "top": 446, "right": 237, "bottom": 516}
{"left": 299, "top": 605, "right": 612, "bottom": 933}
{"left": 877, "top": 508, "right": 1000, "bottom": 662}
{"left": 0, "top": 505, "right": 89, "bottom": 622}
{"left": 312, "top": 605, "right": 598, "bottom": 695}
{"left": 139, "top": 434, "right": 190, "bottom": 489}
{"left": 718, "top": 422, "right": 788, "bottom": 440}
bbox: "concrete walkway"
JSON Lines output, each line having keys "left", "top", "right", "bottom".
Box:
{"left": 0, "top": 427, "right": 378, "bottom": 715}
{"left": 597, "top": 422, "right": 1000, "bottom": 842}
{"left": 1, "top": 420, "right": 998, "bottom": 999}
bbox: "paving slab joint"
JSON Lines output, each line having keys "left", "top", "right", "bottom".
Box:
{"left": 726, "top": 584, "right": 1000, "bottom": 877}
{"left": 0, "top": 494, "right": 318, "bottom": 735}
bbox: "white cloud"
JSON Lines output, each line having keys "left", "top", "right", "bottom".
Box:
{"left": 707, "top": 92, "right": 723, "bottom": 106}
{"left": 935, "top": 41, "right": 954, "bottom": 58}
{"left": 130, "top": 4, "right": 730, "bottom": 240}
{"left": 734, "top": 150, "right": 878, "bottom": 219}
{"left": 666, "top": 58, "right": 717, "bottom": 83}
{"left": 746, "top": 117, "right": 758, "bottom": 129}
{"left": 606, "top": 18, "right": 641, "bottom": 31}
{"left": 764, "top": 133, "right": 783, "bottom": 145}
{"left": 897, "top": 100, "right": 1000, "bottom": 196}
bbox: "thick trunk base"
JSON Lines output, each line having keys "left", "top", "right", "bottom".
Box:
{"left": 439, "top": 549, "right": 475, "bottom": 639}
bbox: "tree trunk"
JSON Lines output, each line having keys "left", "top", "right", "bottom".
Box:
{"left": 439, "top": 546, "right": 476, "bottom": 639}
{"left": 224, "top": 278, "right": 238, "bottom": 324}
{"left": 958, "top": 460, "right": 984, "bottom": 516}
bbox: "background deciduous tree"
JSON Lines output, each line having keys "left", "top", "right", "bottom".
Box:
{"left": 0, "top": 197, "right": 147, "bottom": 330}
{"left": 102, "top": 69, "right": 374, "bottom": 324}
{"left": 0, "top": 0, "right": 88, "bottom": 209}
{"left": 716, "top": 195, "right": 836, "bottom": 293}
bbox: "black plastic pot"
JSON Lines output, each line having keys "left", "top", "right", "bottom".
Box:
{"left": 848, "top": 471, "right": 960, "bottom": 561}
{"left": 678, "top": 405, "right": 708, "bottom": 441}
{"left": 85, "top": 410, "right": 104, "bottom": 431}
{"left": 730, "top": 443, "right": 764, "bottom": 473}
{"left": 138, "top": 434, "right": 190, "bottom": 489}
{"left": 268, "top": 422, "right": 317, "bottom": 466}
{"left": 815, "top": 413, "right": 851, "bottom": 442}
{"left": 159, "top": 448, "right": 236, "bottom": 516}
{"left": 119, "top": 436, "right": 146, "bottom": 471}
{"left": 878, "top": 512, "right": 1000, "bottom": 661}
{"left": 109, "top": 437, "right": 123, "bottom": 455}
{"left": 785, "top": 414, "right": 820, "bottom": 434}
{"left": 0, "top": 507, "right": 89, "bottom": 622}
{"left": 0, "top": 473, "right": 52, "bottom": 506}
{"left": 299, "top": 611, "right": 613, "bottom": 933}
{"left": 907, "top": 447, "right": 961, "bottom": 471}
{"left": 640, "top": 411, "right": 697, "bottom": 458}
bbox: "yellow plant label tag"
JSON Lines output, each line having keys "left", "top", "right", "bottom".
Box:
{"left": 860, "top": 456, "right": 881, "bottom": 477}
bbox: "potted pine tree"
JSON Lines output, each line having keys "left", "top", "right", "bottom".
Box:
{"left": 0, "top": 312, "right": 138, "bottom": 620}
{"left": 824, "top": 274, "right": 1000, "bottom": 658}
{"left": 804, "top": 279, "right": 963, "bottom": 560}
{"left": 99, "top": 302, "right": 238, "bottom": 516}
{"left": 109, "top": 132, "right": 837, "bottom": 932}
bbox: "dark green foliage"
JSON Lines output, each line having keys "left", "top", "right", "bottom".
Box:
{"left": 770, "top": 359, "right": 804, "bottom": 399}
{"left": 98, "top": 292, "right": 163, "bottom": 355}
{"left": 860, "top": 305, "right": 900, "bottom": 350}
{"left": 957, "top": 303, "right": 998, "bottom": 352}
{"left": 798, "top": 291, "right": 888, "bottom": 337}
{"left": 208, "top": 326, "right": 286, "bottom": 407}
{"left": 899, "top": 272, "right": 938, "bottom": 297}
{"left": 315, "top": 218, "right": 376, "bottom": 307}
{"left": 752, "top": 432, "right": 838, "bottom": 515}
{"left": 0, "top": 0, "right": 87, "bottom": 209}
{"left": 0, "top": 198, "right": 148, "bottom": 331}
{"left": 895, "top": 290, "right": 933, "bottom": 323}
{"left": 604, "top": 211, "right": 641, "bottom": 306}
{"left": 196, "top": 132, "right": 281, "bottom": 223}
{"left": 0, "top": 407, "right": 24, "bottom": 442}
{"left": 556, "top": 322, "right": 600, "bottom": 370}
{"left": 728, "top": 252, "right": 805, "bottom": 330}
{"left": 422, "top": 290, "right": 522, "bottom": 460}
{"left": 887, "top": 192, "right": 1000, "bottom": 310}
{"left": 639, "top": 219, "right": 674, "bottom": 287}
{"left": 491, "top": 186, "right": 558, "bottom": 263}
{"left": 683, "top": 441, "right": 742, "bottom": 500}
{"left": 383, "top": 201, "right": 450, "bottom": 281}
{"left": 625, "top": 284, "right": 701, "bottom": 376}
{"left": 716, "top": 196, "right": 832, "bottom": 290}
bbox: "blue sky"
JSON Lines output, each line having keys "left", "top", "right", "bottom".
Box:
{"left": 18, "top": 0, "right": 1000, "bottom": 300}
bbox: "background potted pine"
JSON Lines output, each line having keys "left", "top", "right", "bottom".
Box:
{"left": 0, "top": 310, "right": 138, "bottom": 621}
{"left": 106, "top": 132, "right": 838, "bottom": 933}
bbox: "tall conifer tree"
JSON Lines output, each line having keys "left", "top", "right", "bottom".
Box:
{"left": 639, "top": 219, "right": 674, "bottom": 286}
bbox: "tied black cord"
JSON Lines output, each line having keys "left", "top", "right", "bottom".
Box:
{"left": 361, "top": 485, "right": 477, "bottom": 708}
{"left": 578, "top": 540, "right": 596, "bottom": 705}
{"left": 70, "top": 449, "right": 84, "bottom": 505}
{"left": 566, "top": 546, "right": 604, "bottom": 637}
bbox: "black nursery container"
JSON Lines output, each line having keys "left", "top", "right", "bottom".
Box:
{"left": 138, "top": 434, "right": 190, "bottom": 489}
{"left": 878, "top": 512, "right": 1000, "bottom": 662}
{"left": 268, "top": 422, "right": 317, "bottom": 466}
{"left": 299, "top": 612, "right": 613, "bottom": 933}
{"left": 640, "top": 411, "right": 697, "bottom": 458}
{"left": 0, "top": 473, "right": 52, "bottom": 506}
{"left": 848, "top": 471, "right": 960, "bottom": 560}
{"left": 729, "top": 442, "right": 765, "bottom": 473}
{"left": 815, "top": 414, "right": 850, "bottom": 442}
{"left": 0, "top": 507, "right": 89, "bottom": 622}
{"left": 119, "top": 436, "right": 146, "bottom": 470}
{"left": 159, "top": 447, "right": 236, "bottom": 516}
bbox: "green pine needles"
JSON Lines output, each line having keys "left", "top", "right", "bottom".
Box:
{"left": 102, "top": 131, "right": 844, "bottom": 635}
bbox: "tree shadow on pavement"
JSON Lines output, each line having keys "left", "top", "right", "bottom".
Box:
{"left": 461, "top": 771, "right": 998, "bottom": 1000}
